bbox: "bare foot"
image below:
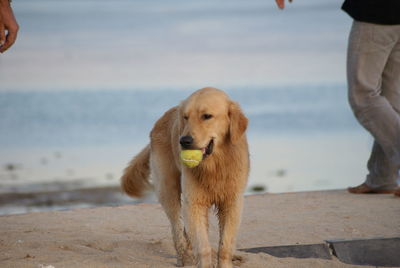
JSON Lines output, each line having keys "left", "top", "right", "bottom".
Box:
{"left": 347, "top": 183, "right": 396, "bottom": 194}
{"left": 394, "top": 189, "right": 400, "bottom": 197}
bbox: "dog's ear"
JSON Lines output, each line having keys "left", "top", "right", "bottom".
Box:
{"left": 177, "top": 101, "right": 185, "bottom": 133}
{"left": 229, "top": 101, "right": 248, "bottom": 144}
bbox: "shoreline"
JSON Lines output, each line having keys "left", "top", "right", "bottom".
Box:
{"left": 1, "top": 190, "right": 399, "bottom": 267}
{"left": 0, "top": 185, "right": 157, "bottom": 216}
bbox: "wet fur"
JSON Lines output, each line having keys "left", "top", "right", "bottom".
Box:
{"left": 121, "top": 87, "right": 249, "bottom": 268}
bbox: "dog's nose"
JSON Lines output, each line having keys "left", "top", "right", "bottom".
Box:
{"left": 180, "top": 136, "right": 194, "bottom": 149}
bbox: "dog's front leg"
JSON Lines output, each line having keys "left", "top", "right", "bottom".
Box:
{"left": 183, "top": 200, "right": 212, "bottom": 268}
{"left": 216, "top": 196, "right": 243, "bottom": 268}
{"left": 182, "top": 181, "right": 212, "bottom": 268}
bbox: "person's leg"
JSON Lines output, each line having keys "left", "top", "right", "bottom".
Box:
{"left": 382, "top": 27, "right": 400, "bottom": 195}
{"left": 347, "top": 21, "right": 400, "bottom": 192}
{"left": 365, "top": 141, "right": 398, "bottom": 190}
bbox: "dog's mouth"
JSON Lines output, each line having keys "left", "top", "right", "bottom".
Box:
{"left": 201, "top": 139, "right": 214, "bottom": 158}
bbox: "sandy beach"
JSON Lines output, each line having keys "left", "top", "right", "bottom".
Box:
{"left": 1, "top": 190, "right": 399, "bottom": 268}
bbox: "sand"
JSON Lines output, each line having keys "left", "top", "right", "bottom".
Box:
{"left": 0, "top": 190, "right": 399, "bottom": 268}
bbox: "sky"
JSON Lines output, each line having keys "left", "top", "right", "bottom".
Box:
{"left": 0, "top": 0, "right": 352, "bottom": 91}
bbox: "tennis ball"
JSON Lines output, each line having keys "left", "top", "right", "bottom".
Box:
{"left": 180, "top": 150, "right": 203, "bottom": 168}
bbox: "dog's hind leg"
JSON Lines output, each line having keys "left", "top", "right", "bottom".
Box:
{"left": 150, "top": 153, "right": 193, "bottom": 267}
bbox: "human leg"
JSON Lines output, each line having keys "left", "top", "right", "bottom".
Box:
{"left": 348, "top": 142, "right": 399, "bottom": 193}
{"left": 347, "top": 21, "right": 400, "bottom": 191}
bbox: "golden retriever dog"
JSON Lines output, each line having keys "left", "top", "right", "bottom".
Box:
{"left": 121, "top": 87, "right": 249, "bottom": 268}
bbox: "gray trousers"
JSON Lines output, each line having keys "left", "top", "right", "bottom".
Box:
{"left": 347, "top": 21, "right": 400, "bottom": 190}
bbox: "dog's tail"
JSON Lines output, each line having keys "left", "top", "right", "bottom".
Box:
{"left": 121, "top": 144, "right": 152, "bottom": 198}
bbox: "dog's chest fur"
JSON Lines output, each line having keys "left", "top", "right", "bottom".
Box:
{"left": 184, "top": 144, "right": 249, "bottom": 204}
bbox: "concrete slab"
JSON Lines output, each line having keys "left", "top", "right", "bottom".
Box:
{"left": 327, "top": 237, "right": 400, "bottom": 267}
{"left": 241, "top": 243, "right": 332, "bottom": 260}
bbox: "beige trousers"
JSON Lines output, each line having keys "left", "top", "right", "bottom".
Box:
{"left": 347, "top": 21, "right": 400, "bottom": 190}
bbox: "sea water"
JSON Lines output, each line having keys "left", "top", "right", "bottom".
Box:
{"left": 0, "top": 86, "right": 371, "bottom": 194}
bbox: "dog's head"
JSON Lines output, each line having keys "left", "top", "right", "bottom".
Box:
{"left": 178, "top": 87, "right": 248, "bottom": 159}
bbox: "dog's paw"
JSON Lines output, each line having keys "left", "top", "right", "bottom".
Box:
{"left": 176, "top": 252, "right": 195, "bottom": 267}
{"left": 232, "top": 253, "right": 245, "bottom": 266}
{"left": 176, "top": 259, "right": 184, "bottom": 267}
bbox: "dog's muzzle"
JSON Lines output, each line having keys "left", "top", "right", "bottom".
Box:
{"left": 179, "top": 136, "right": 214, "bottom": 158}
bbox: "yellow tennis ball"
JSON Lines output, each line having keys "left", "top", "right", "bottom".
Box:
{"left": 180, "top": 150, "right": 203, "bottom": 168}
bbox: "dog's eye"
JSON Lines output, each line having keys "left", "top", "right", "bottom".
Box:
{"left": 183, "top": 116, "right": 189, "bottom": 120}
{"left": 202, "top": 114, "right": 213, "bottom": 120}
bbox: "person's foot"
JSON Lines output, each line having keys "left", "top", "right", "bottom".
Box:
{"left": 347, "top": 183, "right": 396, "bottom": 194}
{"left": 394, "top": 189, "right": 400, "bottom": 197}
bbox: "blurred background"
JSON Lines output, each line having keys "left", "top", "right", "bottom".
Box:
{"left": 0, "top": 0, "right": 372, "bottom": 215}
